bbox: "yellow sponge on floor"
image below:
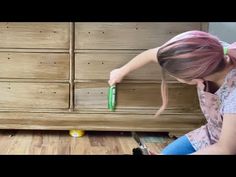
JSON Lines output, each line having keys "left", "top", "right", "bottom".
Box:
{"left": 69, "top": 130, "right": 85, "bottom": 137}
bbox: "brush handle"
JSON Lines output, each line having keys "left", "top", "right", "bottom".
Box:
{"left": 108, "top": 85, "right": 116, "bottom": 111}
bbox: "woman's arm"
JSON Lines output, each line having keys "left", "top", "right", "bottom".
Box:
{"left": 108, "top": 47, "right": 159, "bottom": 86}
{"left": 192, "top": 114, "right": 236, "bottom": 155}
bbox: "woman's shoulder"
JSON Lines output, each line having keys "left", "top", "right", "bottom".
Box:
{"left": 221, "top": 88, "right": 236, "bottom": 114}
{"left": 216, "top": 68, "right": 236, "bottom": 93}
{"left": 218, "top": 68, "right": 236, "bottom": 114}
{"left": 226, "top": 68, "right": 236, "bottom": 85}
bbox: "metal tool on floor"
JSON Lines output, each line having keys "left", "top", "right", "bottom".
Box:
{"left": 132, "top": 132, "right": 150, "bottom": 155}
{"left": 108, "top": 85, "right": 116, "bottom": 111}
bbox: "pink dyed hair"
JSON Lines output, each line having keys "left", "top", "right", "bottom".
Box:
{"left": 155, "top": 30, "right": 236, "bottom": 117}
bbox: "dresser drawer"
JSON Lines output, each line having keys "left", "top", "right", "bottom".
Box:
{"left": 75, "top": 52, "right": 174, "bottom": 81}
{"left": 75, "top": 22, "right": 202, "bottom": 50}
{"left": 0, "top": 82, "right": 69, "bottom": 109}
{"left": 0, "top": 22, "right": 69, "bottom": 49}
{"left": 74, "top": 82, "right": 200, "bottom": 113}
{"left": 0, "top": 53, "right": 69, "bottom": 80}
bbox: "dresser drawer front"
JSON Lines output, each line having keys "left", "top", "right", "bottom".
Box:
{"left": 0, "top": 53, "right": 69, "bottom": 79}
{"left": 75, "top": 22, "right": 202, "bottom": 50}
{"left": 74, "top": 82, "right": 200, "bottom": 113}
{"left": 75, "top": 52, "right": 174, "bottom": 81}
{"left": 0, "top": 82, "right": 69, "bottom": 109}
{"left": 0, "top": 23, "right": 70, "bottom": 49}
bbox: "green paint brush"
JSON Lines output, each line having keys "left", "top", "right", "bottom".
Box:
{"left": 108, "top": 85, "right": 116, "bottom": 111}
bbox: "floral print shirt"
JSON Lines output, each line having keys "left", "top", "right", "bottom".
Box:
{"left": 187, "top": 68, "right": 236, "bottom": 150}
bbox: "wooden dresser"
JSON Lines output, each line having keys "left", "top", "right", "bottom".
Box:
{"left": 0, "top": 22, "right": 207, "bottom": 137}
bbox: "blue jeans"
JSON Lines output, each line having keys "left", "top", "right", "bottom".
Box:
{"left": 161, "top": 135, "right": 196, "bottom": 155}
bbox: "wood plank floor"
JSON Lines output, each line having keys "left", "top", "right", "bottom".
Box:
{"left": 0, "top": 130, "right": 174, "bottom": 155}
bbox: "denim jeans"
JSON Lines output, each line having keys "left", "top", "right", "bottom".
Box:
{"left": 161, "top": 135, "right": 196, "bottom": 155}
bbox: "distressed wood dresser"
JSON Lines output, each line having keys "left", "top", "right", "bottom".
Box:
{"left": 0, "top": 22, "right": 207, "bottom": 137}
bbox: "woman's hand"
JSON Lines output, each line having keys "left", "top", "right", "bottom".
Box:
{"left": 148, "top": 150, "right": 158, "bottom": 155}
{"left": 108, "top": 48, "right": 159, "bottom": 86}
{"left": 108, "top": 67, "right": 126, "bottom": 86}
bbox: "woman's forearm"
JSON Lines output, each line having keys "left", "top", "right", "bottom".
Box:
{"left": 108, "top": 48, "right": 159, "bottom": 86}
{"left": 120, "top": 48, "right": 159, "bottom": 76}
{"left": 192, "top": 143, "right": 232, "bottom": 155}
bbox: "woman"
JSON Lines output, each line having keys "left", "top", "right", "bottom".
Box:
{"left": 108, "top": 30, "right": 236, "bottom": 155}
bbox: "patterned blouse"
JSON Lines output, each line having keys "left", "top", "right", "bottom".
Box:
{"left": 186, "top": 67, "right": 236, "bottom": 151}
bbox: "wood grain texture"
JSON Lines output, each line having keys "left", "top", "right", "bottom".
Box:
{"left": 0, "top": 130, "right": 166, "bottom": 155}
{"left": 75, "top": 22, "right": 203, "bottom": 49}
{"left": 0, "top": 112, "right": 205, "bottom": 132}
{"left": 0, "top": 22, "right": 70, "bottom": 49}
{"left": 69, "top": 22, "right": 75, "bottom": 111}
{"left": 0, "top": 82, "right": 69, "bottom": 108}
{"left": 75, "top": 51, "right": 174, "bottom": 81}
{"left": 0, "top": 22, "right": 208, "bottom": 134}
{"left": 74, "top": 82, "right": 200, "bottom": 113}
{"left": 0, "top": 52, "right": 69, "bottom": 79}
{"left": 201, "top": 22, "right": 209, "bottom": 32}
